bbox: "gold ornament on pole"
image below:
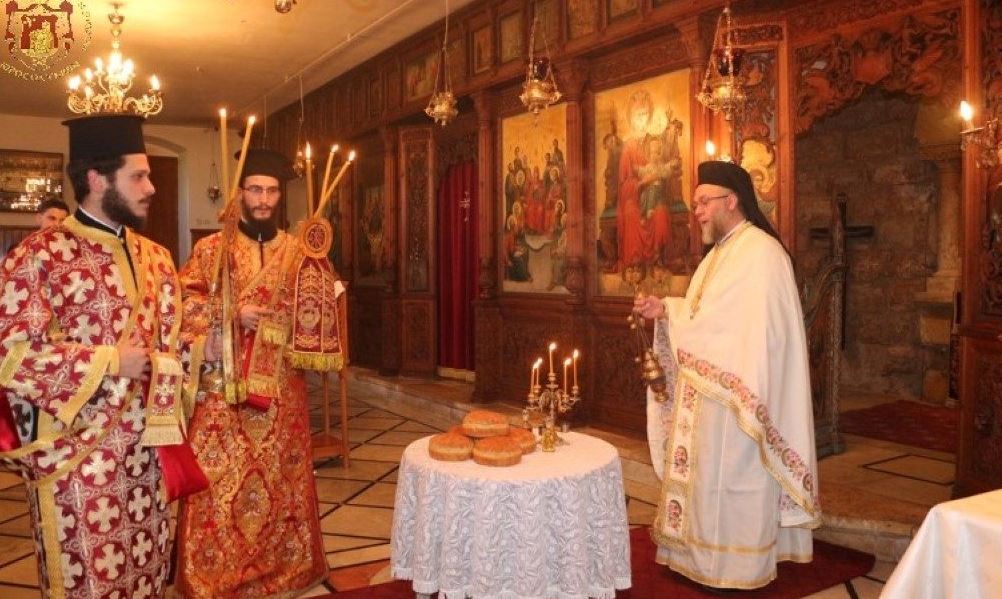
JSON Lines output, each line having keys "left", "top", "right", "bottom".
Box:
{"left": 66, "top": 3, "right": 162, "bottom": 117}
{"left": 696, "top": 2, "right": 747, "bottom": 123}
{"left": 519, "top": 4, "right": 561, "bottom": 116}
{"left": 425, "top": 0, "right": 458, "bottom": 126}
{"left": 959, "top": 101, "right": 1002, "bottom": 169}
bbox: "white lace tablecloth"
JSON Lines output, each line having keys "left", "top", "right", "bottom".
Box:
{"left": 391, "top": 432, "right": 631, "bottom": 599}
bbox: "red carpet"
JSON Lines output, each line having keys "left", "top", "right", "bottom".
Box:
{"left": 840, "top": 400, "right": 957, "bottom": 453}
{"left": 325, "top": 527, "right": 874, "bottom": 597}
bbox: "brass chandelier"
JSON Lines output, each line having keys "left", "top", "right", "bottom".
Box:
{"left": 519, "top": 5, "right": 561, "bottom": 116}
{"left": 425, "top": 0, "right": 459, "bottom": 126}
{"left": 696, "top": 2, "right": 747, "bottom": 123}
{"left": 66, "top": 3, "right": 162, "bottom": 117}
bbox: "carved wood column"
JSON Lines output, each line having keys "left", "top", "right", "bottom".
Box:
{"left": 679, "top": 15, "right": 712, "bottom": 259}
{"left": 379, "top": 125, "right": 401, "bottom": 376}
{"left": 558, "top": 59, "right": 589, "bottom": 306}
{"left": 472, "top": 90, "right": 503, "bottom": 402}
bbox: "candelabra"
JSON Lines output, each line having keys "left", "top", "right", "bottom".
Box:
{"left": 525, "top": 344, "right": 581, "bottom": 451}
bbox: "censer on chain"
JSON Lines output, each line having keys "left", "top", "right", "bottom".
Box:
{"left": 627, "top": 295, "right": 669, "bottom": 402}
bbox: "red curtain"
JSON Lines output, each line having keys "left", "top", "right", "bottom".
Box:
{"left": 437, "top": 161, "right": 478, "bottom": 371}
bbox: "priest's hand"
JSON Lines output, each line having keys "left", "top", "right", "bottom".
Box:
{"left": 633, "top": 294, "right": 665, "bottom": 320}
{"left": 117, "top": 334, "right": 151, "bottom": 379}
{"left": 239, "top": 304, "right": 273, "bottom": 330}
{"left": 204, "top": 330, "right": 223, "bottom": 362}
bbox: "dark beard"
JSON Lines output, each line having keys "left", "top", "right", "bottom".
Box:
{"left": 101, "top": 185, "right": 146, "bottom": 230}
{"left": 240, "top": 203, "right": 278, "bottom": 238}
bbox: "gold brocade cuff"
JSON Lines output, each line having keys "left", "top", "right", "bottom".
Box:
{"left": 55, "top": 345, "right": 115, "bottom": 426}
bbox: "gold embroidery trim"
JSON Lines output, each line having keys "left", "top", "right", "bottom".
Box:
{"left": 55, "top": 345, "right": 114, "bottom": 426}
{"left": 654, "top": 557, "right": 778, "bottom": 591}
{"left": 0, "top": 341, "right": 28, "bottom": 387}
{"left": 37, "top": 481, "right": 66, "bottom": 599}
{"left": 681, "top": 368, "right": 819, "bottom": 521}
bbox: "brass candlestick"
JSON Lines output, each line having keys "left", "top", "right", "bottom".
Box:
{"left": 526, "top": 371, "right": 581, "bottom": 452}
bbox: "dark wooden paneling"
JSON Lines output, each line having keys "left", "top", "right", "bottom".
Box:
{"left": 147, "top": 155, "right": 179, "bottom": 263}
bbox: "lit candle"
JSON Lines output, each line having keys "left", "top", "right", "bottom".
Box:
{"left": 530, "top": 361, "right": 537, "bottom": 392}
{"left": 218, "top": 108, "right": 230, "bottom": 201}
{"left": 320, "top": 143, "right": 339, "bottom": 202}
{"left": 315, "top": 150, "right": 356, "bottom": 218}
{"left": 572, "top": 349, "right": 579, "bottom": 388}
{"left": 705, "top": 139, "right": 717, "bottom": 158}
{"left": 959, "top": 100, "right": 974, "bottom": 129}
{"left": 548, "top": 342, "right": 557, "bottom": 374}
{"left": 305, "top": 142, "right": 314, "bottom": 214}
{"left": 534, "top": 357, "right": 543, "bottom": 388}
{"left": 230, "top": 115, "right": 256, "bottom": 203}
{"left": 563, "top": 358, "right": 571, "bottom": 394}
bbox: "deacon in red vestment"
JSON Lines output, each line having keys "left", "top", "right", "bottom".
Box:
{"left": 0, "top": 115, "right": 207, "bottom": 599}
{"left": 175, "top": 149, "right": 327, "bottom": 598}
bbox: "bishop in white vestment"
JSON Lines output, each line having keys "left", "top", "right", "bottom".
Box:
{"left": 636, "top": 160, "right": 820, "bottom": 590}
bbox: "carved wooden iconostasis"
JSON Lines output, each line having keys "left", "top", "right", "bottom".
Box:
{"left": 258, "top": 0, "right": 995, "bottom": 452}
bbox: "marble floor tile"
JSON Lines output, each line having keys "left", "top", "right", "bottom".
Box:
{"left": 345, "top": 428, "right": 383, "bottom": 444}
{"left": 0, "top": 515, "right": 32, "bottom": 538}
{"left": 851, "top": 575, "right": 886, "bottom": 598}
{"left": 362, "top": 409, "right": 405, "bottom": 419}
{"left": 864, "top": 475, "right": 953, "bottom": 507}
{"left": 0, "top": 487, "right": 26, "bottom": 502}
{"left": 0, "top": 500, "right": 27, "bottom": 523}
{"left": 320, "top": 505, "right": 394, "bottom": 539}
{"left": 326, "top": 543, "right": 391, "bottom": 569}
{"left": 0, "top": 537, "right": 34, "bottom": 567}
{"left": 323, "top": 535, "right": 384, "bottom": 553}
{"left": 393, "top": 421, "right": 441, "bottom": 433}
{"left": 369, "top": 563, "right": 394, "bottom": 586}
{"left": 380, "top": 469, "right": 399, "bottom": 483}
{"left": 864, "top": 455, "right": 955, "bottom": 485}
{"left": 0, "top": 555, "right": 37, "bottom": 586}
{"left": 347, "top": 482, "right": 397, "bottom": 508}
{"left": 314, "top": 459, "right": 397, "bottom": 481}
{"left": 367, "top": 430, "right": 429, "bottom": 446}
{"left": 348, "top": 416, "right": 406, "bottom": 431}
{"left": 866, "top": 559, "right": 897, "bottom": 583}
{"left": 314, "top": 478, "right": 370, "bottom": 504}
{"left": 349, "top": 444, "right": 406, "bottom": 463}
{"left": 627, "top": 498, "right": 657, "bottom": 527}
{"left": 0, "top": 472, "right": 21, "bottom": 488}
{"left": 0, "top": 584, "right": 43, "bottom": 598}
{"left": 327, "top": 559, "right": 391, "bottom": 592}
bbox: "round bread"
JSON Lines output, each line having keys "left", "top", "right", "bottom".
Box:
{"left": 447, "top": 424, "right": 467, "bottom": 436}
{"left": 507, "top": 427, "right": 536, "bottom": 455}
{"left": 462, "top": 409, "right": 510, "bottom": 438}
{"left": 428, "top": 433, "right": 473, "bottom": 461}
{"left": 472, "top": 435, "right": 522, "bottom": 467}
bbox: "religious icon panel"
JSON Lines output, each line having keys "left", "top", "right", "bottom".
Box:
{"left": 593, "top": 68, "right": 694, "bottom": 297}
{"left": 500, "top": 103, "right": 569, "bottom": 295}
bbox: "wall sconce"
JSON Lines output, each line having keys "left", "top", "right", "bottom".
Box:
{"left": 959, "top": 100, "right": 1001, "bottom": 169}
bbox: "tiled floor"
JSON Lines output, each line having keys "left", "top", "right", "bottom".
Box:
{"left": 0, "top": 381, "right": 954, "bottom": 597}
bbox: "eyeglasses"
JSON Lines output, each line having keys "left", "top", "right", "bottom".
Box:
{"left": 693, "top": 194, "right": 729, "bottom": 209}
{"left": 243, "top": 185, "right": 281, "bottom": 197}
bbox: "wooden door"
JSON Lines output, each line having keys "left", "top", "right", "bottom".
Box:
{"left": 146, "top": 155, "right": 180, "bottom": 263}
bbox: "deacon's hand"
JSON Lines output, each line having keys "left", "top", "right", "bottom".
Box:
{"left": 239, "top": 304, "right": 274, "bottom": 331}
{"left": 117, "top": 334, "right": 151, "bottom": 380}
{"left": 633, "top": 294, "right": 665, "bottom": 320}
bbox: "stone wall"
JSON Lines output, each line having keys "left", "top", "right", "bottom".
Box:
{"left": 795, "top": 88, "right": 943, "bottom": 399}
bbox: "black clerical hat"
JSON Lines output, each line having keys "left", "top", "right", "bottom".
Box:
{"left": 63, "top": 115, "right": 146, "bottom": 162}
{"left": 235, "top": 148, "right": 296, "bottom": 182}
{"left": 697, "top": 159, "right": 784, "bottom": 245}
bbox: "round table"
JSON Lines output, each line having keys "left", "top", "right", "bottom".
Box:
{"left": 391, "top": 432, "right": 632, "bottom": 599}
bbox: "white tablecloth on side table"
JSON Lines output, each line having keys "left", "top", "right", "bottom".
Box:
{"left": 881, "top": 489, "right": 1002, "bottom": 599}
{"left": 391, "top": 431, "right": 632, "bottom": 599}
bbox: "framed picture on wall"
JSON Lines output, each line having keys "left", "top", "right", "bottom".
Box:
{"left": 592, "top": 68, "right": 695, "bottom": 297}
{"left": 499, "top": 11, "right": 523, "bottom": 64}
{"left": 0, "top": 149, "right": 63, "bottom": 213}
{"left": 567, "top": 0, "right": 598, "bottom": 40}
{"left": 404, "top": 50, "right": 438, "bottom": 103}
{"left": 472, "top": 25, "right": 493, "bottom": 74}
{"left": 607, "top": 0, "right": 639, "bottom": 22}
{"left": 500, "top": 103, "right": 569, "bottom": 295}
